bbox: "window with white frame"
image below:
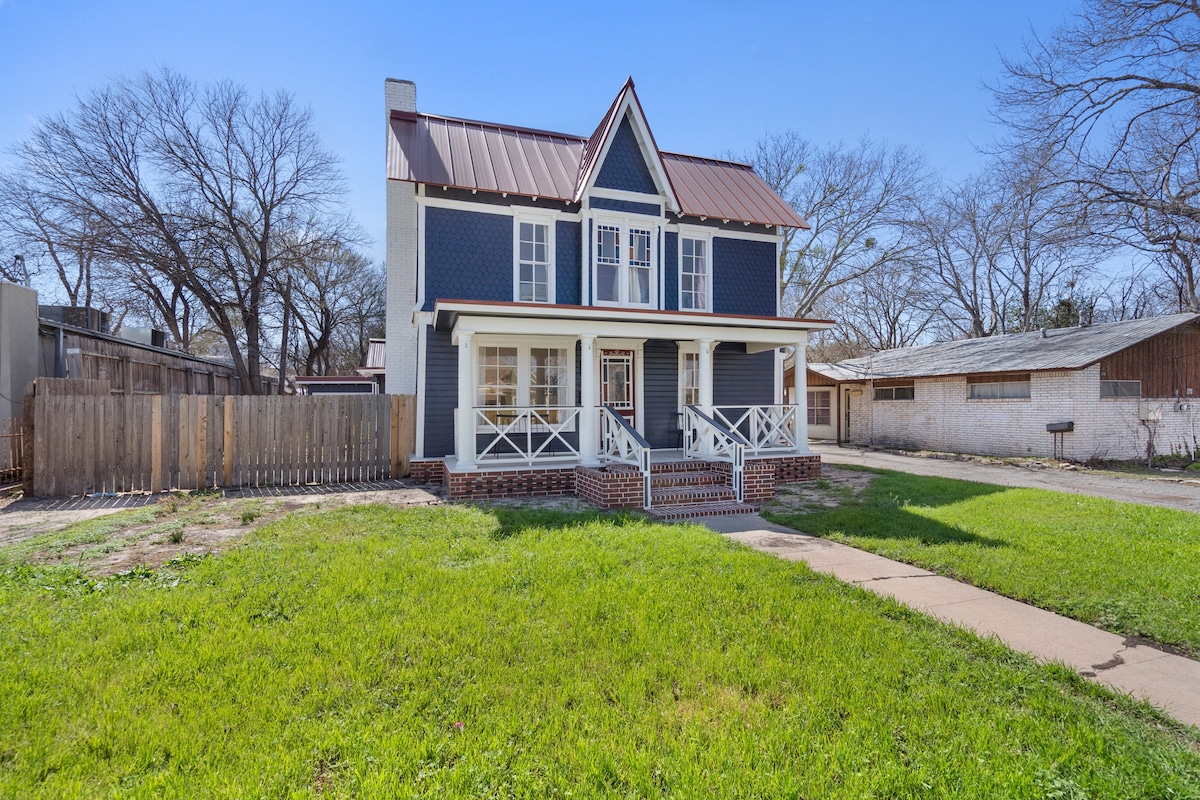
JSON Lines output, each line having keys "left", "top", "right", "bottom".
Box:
{"left": 514, "top": 216, "right": 554, "bottom": 303}
{"left": 679, "top": 349, "right": 699, "bottom": 409}
{"left": 593, "top": 218, "right": 657, "bottom": 307}
{"left": 476, "top": 342, "right": 574, "bottom": 428}
{"left": 679, "top": 235, "right": 709, "bottom": 311}
{"left": 807, "top": 390, "right": 831, "bottom": 426}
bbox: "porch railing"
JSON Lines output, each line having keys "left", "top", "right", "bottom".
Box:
{"left": 472, "top": 406, "right": 581, "bottom": 466}
{"left": 600, "top": 405, "right": 651, "bottom": 509}
{"left": 684, "top": 405, "right": 746, "bottom": 502}
{"left": 711, "top": 404, "right": 799, "bottom": 455}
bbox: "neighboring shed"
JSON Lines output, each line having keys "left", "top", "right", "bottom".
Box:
{"left": 787, "top": 314, "right": 1200, "bottom": 461}
{"left": 293, "top": 375, "right": 378, "bottom": 395}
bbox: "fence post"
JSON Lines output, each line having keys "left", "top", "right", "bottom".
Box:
{"left": 150, "top": 394, "right": 162, "bottom": 494}
{"left": 223, "top": 395, "right": 234, "bottom": 487}
{"left": 21, "top": 395, "right": 33, "bottom": 495}
{"left": 390, "top": 395, "right": 401, "bottom": 478}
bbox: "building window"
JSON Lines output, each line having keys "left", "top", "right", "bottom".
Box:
{"left": 680, "top": 236, "right": 709, "bottom": 311}
{"left": 967, "top": 373, "right": 1031, "bottom": 400}
{"left": 679, "top": 350, "right": 699, "bottom": 409}
{"left": 874, "top": 383, "right": 915, "bottom": 401}
{"left": 1100, "top": 380, "right": 1141, "bottom": 398}
{"left": 807, "top": 390, "right": 831, "bottom": 426}
{"left": 514, "top": 216, "right": 555, "bottom": 303}
{"left": 593, "top": 217, "right": 657, "bottom": 307}
{"left": 477, "top": 342, "right": 574, "bottom": 428}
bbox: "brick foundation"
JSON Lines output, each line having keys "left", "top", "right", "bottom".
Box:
{"left": 409, "top": 459, "right": 445, "bottom": 485}
{"left": 575, "top": 464, "right": 646, "bottom": 509}
{"left": 444, "top": 465, "right": 576, "bottom": 500}
{"left": 760, "top": 454, "right": 822, "bottom": 483}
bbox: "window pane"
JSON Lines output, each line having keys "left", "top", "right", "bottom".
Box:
{"left": 631, "top": 267, "right": 650, "bottom": 304}
{"left": 598, "top": 264, "right": 619, "bottom": 301}
{"left": 520, "top": 222, "right": 533, "bottom": 241}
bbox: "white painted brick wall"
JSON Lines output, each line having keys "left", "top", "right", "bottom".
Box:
{"left": 385, "top": 79, "right": 419, "bottom": 395}
{"left": 846, "top": 366, "right": 1200, "bottom": 462}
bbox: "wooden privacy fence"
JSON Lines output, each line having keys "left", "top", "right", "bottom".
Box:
{"left": 26, "top": 393, "right": 416, "bottom": 497}
{"left": 1, "top": 418, "right": 22, "bottom": 483}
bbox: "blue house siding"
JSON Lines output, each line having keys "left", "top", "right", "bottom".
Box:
{"left": 712, "top": 237, "right": 777, "bottom": 317}
{"left": 594, "top": 115, "right": 658, "bottom": 195}
{"left": 423, "top": 207, "right": 513, "bottom": 311}
{"left": 423, "top": 326, "right": 458, "bottom": 458}
{"left": 663, "top": 232, "right": 678, "bottom": 311}
{"left": 556, "top": 221, "right": 581, "bottom": 305}
{"left": 590, "top": 197, "right": 661, "bottom": 216}
{"left": 642, "top": 340, "right": 679, "bottom": 448}
{"left": 713, "top": 343, "right": 775, "bottom": 406}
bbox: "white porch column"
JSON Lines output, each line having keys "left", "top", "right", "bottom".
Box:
{"left": 456, "top": 331, "right": 476, "bottom": 469}
{"left": 579, "top": 334, "right": 599, "bottom": 466}
{"left": 792, "top": 337, "right": 814, "bottom": 455}
{"left": 697, "top": 338, "right": 715, "bottom": 414}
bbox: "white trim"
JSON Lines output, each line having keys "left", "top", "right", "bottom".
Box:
{"left": 512, "top": 211, "right": 557, "bottom": 304}
{"left": 664, "top": 224, "right": 781, "bottom": 243}
{"left": 595, "top": 339, "right": 647, "bottom": 436}
{"left": 416, "top": 192, "right": 582, "bottom": 221}
{"left": 591, "top": 213, "right": 660, "bottom": 310}
{"left": 414, "top": 319, "right": 428, "bottom": 458}
{"left": 677, "top": 227, "right": 713, "bottom": 313}
{"left": 588, "top": 187, "right": 666, "bottom": 207}
{"left": 677, "top": 342, "right": 699, "bottom": 416}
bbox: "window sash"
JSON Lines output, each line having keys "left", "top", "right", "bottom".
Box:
{"left": 680, "top": 351, "right": 699, "bottom": 408}
{"left": 518, "top": 222, "right": 550, "bottom": 303}
{"left": 476, "top": 344, "right": 574, "bottom": 427}
{"left": 807, "top": 390, "right": 831, "bottom": 426}
{"left": 1100, "top": 380, "right": 1141, "bottom": 398}
{"left": 680, "top": 237, "right": 708, "bottom": 311}
{"left": 874, "top": 385, "right": 915, "bottom": 401}
{"left": 594, "top": 220, "right": 655, "bottom": 307}
{"left": 967, "top": 380, "right": 1030, "bottom": 400}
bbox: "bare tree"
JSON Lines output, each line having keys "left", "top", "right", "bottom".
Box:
{"left": 996, "top": 0, "right": 1200, "bottom": 310}
{"left": 743, "top": 132, "right": 929, "bottom": 318}
{"left": 12, "top": 69, "right": 360, "bottom": 392}
{"left": 284, "top": 249, "right": 384, "bottom": 376}
{"left": 0, "top": 171, "right": 103, "bottom": 305}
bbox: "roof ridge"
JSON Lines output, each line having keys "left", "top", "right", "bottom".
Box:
{"left": 414, "top": 111, "right": 586, "bottom": 142}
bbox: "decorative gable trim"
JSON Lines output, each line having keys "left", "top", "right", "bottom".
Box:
{"left": 573, "top": 79, "right": 680, "bottom": 213}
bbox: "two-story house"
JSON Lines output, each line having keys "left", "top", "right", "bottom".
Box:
{"left": 385, "top": 78, "right": 833, "bottom": 516}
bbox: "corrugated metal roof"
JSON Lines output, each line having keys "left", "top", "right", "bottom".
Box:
{"left": 386, "top": 83, "right": 810, "bottom": 229}
{"left": 363, "top": 338, "right": 386, "bottom": 370}
{"left": 814, "top": 314, "right": 1200, "bottom": 380}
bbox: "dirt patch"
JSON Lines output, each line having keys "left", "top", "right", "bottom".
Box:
{"left": 769, "top": 464, "right": 874, "bottom": 514}
{"left": 1, "top": 483, "right": 442, "bottom": 576}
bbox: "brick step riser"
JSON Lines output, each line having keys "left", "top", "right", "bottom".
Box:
{"left": 649, "top": 471, "right": 725, "bottom": 488}
{"left": 648, "top": 502, "right": 761, "bottom": 520}
{"left": 651, "top": 489, "right": 737, "bottom": 506}
{"left": 649, "top": 460, "right": 724, "bottom": 474}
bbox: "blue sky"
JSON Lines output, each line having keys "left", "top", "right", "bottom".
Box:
{"left": 0, "top": 0, "right": 1077, "bottom": 264}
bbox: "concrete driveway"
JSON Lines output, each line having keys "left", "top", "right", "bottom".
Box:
{"left": 811, "top": 442, "right": 1200, "bottom": 513}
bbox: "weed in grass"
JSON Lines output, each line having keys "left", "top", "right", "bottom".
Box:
{"left": 240, "top": 510, "right": 259, "bottom": 526}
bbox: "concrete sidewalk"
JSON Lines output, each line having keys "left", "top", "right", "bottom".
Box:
{"left": 704, "top": 514, "right": 1200, "bottom": 730}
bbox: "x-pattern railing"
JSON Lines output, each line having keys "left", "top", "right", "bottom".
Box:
{"left": 474, "top": 406, "right": 580, "bottom": 465}
{"left": 600, "top": 405, "right": 651, "bottom": 508}
{"left": 684, "top": 405, "right": 746, "bottom": 502}
{"left": 712, "top": 405, "right": 799, "bottom": 455}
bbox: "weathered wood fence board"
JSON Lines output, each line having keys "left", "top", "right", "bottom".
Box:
{"left": 27, "top": 393, "right": 416, "bottom": 497}
{"left": 0, "top": 417, "right": 23, "bottom": 483}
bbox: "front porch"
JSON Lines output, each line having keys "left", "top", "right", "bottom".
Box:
{"left": 413, "top": 300, "right": 832, "bottom": 515}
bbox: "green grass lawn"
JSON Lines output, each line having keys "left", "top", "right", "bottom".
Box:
{"left": 765, "top": 468, "right": 1200, "bottom": 657}
{"left": 1, "top": 504, "right": 1198, "bottom": 798}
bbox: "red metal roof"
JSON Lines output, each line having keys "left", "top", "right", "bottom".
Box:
{"left": 387, "top": 83, "right": 810, "bottom": 229}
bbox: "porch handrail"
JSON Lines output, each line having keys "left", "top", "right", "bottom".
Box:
{"left": 684, "top": 405, "right": 746, "bottom": 502}
{"left": 712, "top": 404, "right": 799, "bottom": 455}
{"left": 472, "top": 406, "right": 581, "bottom": 466}
{"left": 600, "top": 405, "right": 651, "bottom": 509}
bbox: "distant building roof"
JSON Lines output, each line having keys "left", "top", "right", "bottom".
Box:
{"left": 807, "top": 313, "right": 1200, "bottom": 381}
{"left": 386, "top": 80, "right": 809, "bottom": 230}
{"left": 356, "top": 338, "right": 386, "bottom": 376}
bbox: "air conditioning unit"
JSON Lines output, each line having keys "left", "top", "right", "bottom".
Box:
{"left": 1176, "top": 402, "right": 1193, "bottom": 412}
{"left": 1139, "top": 401, "right": 1163, "bottom": 422}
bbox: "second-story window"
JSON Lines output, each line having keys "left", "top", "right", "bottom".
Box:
{"left": 594, "top": 217, "right": 657, "bottom": 307}
{"left": 514, "top": 215, "right": 555, "bottom": 303}
{"left": 680, "top": 236, "right": 709, "bottom": 311}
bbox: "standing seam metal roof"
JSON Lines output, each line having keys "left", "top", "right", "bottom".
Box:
{"left": 387, "top": 84, "right": 809, "bottom": 229}
{"left": 806, "top": 313, "right": 1200, "bottom": 381}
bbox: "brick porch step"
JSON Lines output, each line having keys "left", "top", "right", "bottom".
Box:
{"left": 650, "top": 483, "right": 736, "bottom": 505}
{"left": 650, "top": 459, "right": 718, "bottom": 474}
{"left": 647, "top": 500, "right": 761, "bottom": 520}
{"left": 650, "top": 470, "right": 724, "bottom": 488}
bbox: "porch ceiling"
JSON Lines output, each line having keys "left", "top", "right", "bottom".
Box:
{"left": 432, "top": 300, "right": 835, "bottom": 348}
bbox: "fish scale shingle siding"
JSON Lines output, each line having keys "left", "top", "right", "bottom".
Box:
{"left": 594, "top": 116, "right": 659, "bottom": 195}
{"left": 555, "top": 221, "right": 581, "bottom": 305}
{"left": 713, "top": 237, "right": 776, "bottom": 317}
{"left": 423, "top": 207, "right": 513, "bottom": 311}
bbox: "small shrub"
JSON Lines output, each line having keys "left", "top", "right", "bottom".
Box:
{"left": 240, "top": 511, "right": 259, "bottom": 526}
{"left": 168, "top": 529, "right": 185, "bottom": 544}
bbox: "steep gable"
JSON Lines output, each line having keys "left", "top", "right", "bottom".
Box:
{"left": 594, "top": 114, "right": 659, "bottom": 195}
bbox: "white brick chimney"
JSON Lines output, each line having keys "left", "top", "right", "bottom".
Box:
{"left": 384, "top": 78, "right": 418, "bottom": 395}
